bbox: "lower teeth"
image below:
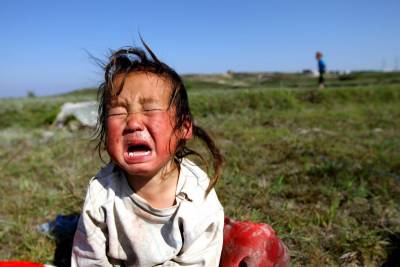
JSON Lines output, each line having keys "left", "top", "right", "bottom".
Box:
{"left": 128, "top": 151, "right": 149, "bottom": 157}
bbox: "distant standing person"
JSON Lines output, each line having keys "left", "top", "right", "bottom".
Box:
{"left": 316, "top": 51, "right": 326, "bottom": 88}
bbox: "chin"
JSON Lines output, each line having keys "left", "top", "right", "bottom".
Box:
{"left": 116, "top": 158, "right": 166, "bottom": 180}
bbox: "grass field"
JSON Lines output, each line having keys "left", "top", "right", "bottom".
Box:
{"left": 1, "top": 72, "right": 399, "bottom": 266}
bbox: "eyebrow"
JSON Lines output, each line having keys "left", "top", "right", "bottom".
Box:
{"left": 109, "top": 97, "right": 128, "bottom": 107}
{"left": 110, "top": 96, "right": 163, "bottom": 106}
{"left": 140, "top": 97, "right": 161, "bottom": 105}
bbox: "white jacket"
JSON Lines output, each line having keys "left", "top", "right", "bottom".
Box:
{"left": 71, "top": 159, "right": 224, "bottom": 267}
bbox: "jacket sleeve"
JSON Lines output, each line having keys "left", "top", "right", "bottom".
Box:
{"left": 71, "top": 179, "right": 113, "bottom": 267}
{"left": 161, "top": 197, "right": 225, "bottom": 267}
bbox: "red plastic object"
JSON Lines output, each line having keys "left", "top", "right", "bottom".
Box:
{"left": 0, "top": 262, "right": 45, "bottom": 267}
{"left": 220, "top": 217, "right": 290, "bottom": 267}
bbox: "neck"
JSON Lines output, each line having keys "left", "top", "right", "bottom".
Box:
{"left": 125, "top": 161, "right": 180, "bottom": 209}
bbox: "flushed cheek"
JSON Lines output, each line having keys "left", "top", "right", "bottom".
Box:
{"left": 153, "top": 132, "right": 181, "bottom": 159}
{"left": 107, "top": 134, "right": 121, "bottom": 151}
{"left": 106, "top": 121, "right": 124, "bottom": 156}
{"left": 149, "top": 118, "right": 177, "bottom": 153}
{"left": 106, "top": 136, "right": 121, "bottom": 161}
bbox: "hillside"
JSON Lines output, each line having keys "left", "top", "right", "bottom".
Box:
{"left": 0, "top": 71, "right": 400, "bottom": 265}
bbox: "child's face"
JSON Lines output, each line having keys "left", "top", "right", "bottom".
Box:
{"left": 106, "top": 72, "right": 191, "bottom": 179}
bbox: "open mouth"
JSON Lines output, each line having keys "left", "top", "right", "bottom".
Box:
{"left": 126, "top": 143, "right": 152, "bottom": 157}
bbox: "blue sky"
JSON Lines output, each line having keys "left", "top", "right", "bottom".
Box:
{"left": 0, "top": 0, "right": 399, "bottom": 98}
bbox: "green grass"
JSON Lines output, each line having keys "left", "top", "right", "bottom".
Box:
{"left": 1, "top": 72, "right": 400, "bottom": 265}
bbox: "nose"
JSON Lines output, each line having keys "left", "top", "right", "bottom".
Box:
{"left": 124, "top": 112, "right": 145, "bottom": 133}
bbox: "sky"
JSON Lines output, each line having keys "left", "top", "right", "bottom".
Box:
{"left": 0, "top": 0, "right": 399, "bottom": 98}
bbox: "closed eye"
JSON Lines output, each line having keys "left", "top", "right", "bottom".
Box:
{"left": 108, "top": 112, "right": 128, "bottom": 117}
{"left": 142, "top": 104, "right": 166, "bottom": 113}
{"left": 108, "top": 106, "right": 128, "bottom": 117}
{"left": 143, "top": 108, "right": 164, "bottom": 112}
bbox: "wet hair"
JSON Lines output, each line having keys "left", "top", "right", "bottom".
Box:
{"left": 94, "top": 41, "right": 223, "bottom": 195}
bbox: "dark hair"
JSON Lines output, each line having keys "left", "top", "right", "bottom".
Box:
{"left": 94, "top": 41, "right": 223, "bottom": 195}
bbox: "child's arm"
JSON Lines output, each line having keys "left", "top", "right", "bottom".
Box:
{"left": 71, "top": 179, "right": 113, "bottom": 267}
{"left": 159, "top": 192, "right": 225, "bottom": 267}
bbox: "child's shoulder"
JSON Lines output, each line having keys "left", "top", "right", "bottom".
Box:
{"left": 176, "top": 159, "right": 224, "bottom": 236}
{"left": 179, "top": 158, "right": 222, "bottom": 206}
{"left": 91, "top": 162, "right": 118, "bottom": 184}
{"left": 85, "top": 162, "right": 122, "bottom": 202}
{"left": 180, "top": 158, "right": 210, "bottom": 191}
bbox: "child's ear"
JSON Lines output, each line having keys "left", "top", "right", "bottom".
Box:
{"left": 181, "top": 119, "right": 193, "bottom": 141}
